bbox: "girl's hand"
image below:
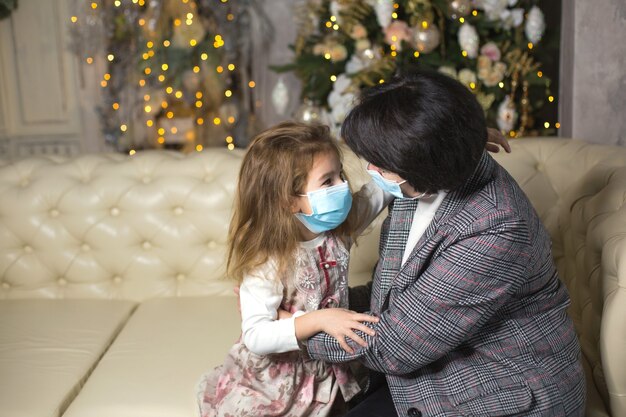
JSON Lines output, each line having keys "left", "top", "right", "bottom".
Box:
{"left": 295, "top": 308, "right": 379, "bottom": 354}
{"left": 485, "top": 127, "right": 512, "bottom": 153}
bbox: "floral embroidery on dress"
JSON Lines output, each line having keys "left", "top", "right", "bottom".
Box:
{"left": 197, "top": 233, "right": 361, "bottom": 417}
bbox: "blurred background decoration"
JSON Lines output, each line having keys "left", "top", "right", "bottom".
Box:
{"left": 0, "top": 0, "right": 18, "bottom": 19}
{"left": 273, "top": 0, "right": 559, "bottom": 139}
{"left": 68, "top": 0, "right": 272, "bottom": 153}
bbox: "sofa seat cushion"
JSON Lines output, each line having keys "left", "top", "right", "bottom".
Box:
{"left": 63, "top": 295, "right": 241, "bottom": 417}
{"left": 0, "top": 299, "right": 136, "bottom": 417}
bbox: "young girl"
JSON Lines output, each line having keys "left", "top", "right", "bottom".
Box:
{"left": 196, "top": 121, "right": 391, "bottom": 417}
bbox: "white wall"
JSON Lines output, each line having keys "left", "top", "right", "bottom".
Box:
{"left": 560, "top": 0, "right": 626, "bottom": 145}
{"left": 0, "top": 0, "right": 87, "bottom": 158}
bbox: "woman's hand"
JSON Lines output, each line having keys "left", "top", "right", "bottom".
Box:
{"left": 485, "top": 127, "right": 512, "bottom": 153}
{"left": 295, "top": 308, "right": 379, "bottom": 354}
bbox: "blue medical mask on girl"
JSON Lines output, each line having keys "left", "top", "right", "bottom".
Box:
{"left": 295, "top": 181, "right": 353, "bottom": 234}
{"left": 367, "top": 169, "right": 407, "bottom": 199}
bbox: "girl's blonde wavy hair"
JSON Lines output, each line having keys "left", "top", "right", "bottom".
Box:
{"left": 227, "top": 121, "right": 359, "bottom": 282}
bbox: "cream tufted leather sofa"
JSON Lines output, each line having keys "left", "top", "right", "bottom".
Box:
{"left": 0, "top": 138, "right": 625, "bottom": 417}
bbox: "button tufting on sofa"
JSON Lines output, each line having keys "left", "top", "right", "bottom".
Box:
{"left": 173, "top": 206, "right": 184, "bottom": 215}
{"left": 112, "top": 276, "right": 123, "bottom": 284}
{"left": 49, "top": 208, "right": 60, "bottom": 218}
{"left": 23, "top": 245, "right": 33, "bottom": 253}
{"left": 142, "top": 241, "right": 152, "bottom": 250}
{"left": 176, "top": 273, "right": 186, "bottom": 281}
{"left": 110, "top": 207, "right": 120, "bottom": 216}
{"left": 57, "top": 277, "right": 67, "bottom": 286}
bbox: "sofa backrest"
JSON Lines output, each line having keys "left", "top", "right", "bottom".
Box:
{"left": 0, "top": 147, "right": 381, "bottom": 301}
{"left": 492, "top": 138, "right": 626, "bottom": 417}
{"left": 0, "top": 150, "right": 246, "bottom": 300}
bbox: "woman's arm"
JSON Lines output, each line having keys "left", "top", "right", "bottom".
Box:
{"left": 295, "top": 308, "right": 378, "bottom": 354}
{"left": 306, "top": 216, "right": 531, "bottom": 374}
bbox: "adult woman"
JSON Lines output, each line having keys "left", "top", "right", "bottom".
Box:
{"left": 306, "top": 71, "right": 586, "bottom": 417}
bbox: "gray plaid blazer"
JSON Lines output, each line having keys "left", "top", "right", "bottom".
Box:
{"left": 307, "top": 152, "right": 586, "bottom": 416}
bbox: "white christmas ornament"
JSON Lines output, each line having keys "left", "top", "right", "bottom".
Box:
{"left": 458, "top": 24, "right": 479, "bottom": 58}
{"left": 413, "top": 25, "right": 441, "bottom": 54}
{"left": 448, "top": 0, "right": 471, "bottom": 19}
{"left": 474, "top": 0, "right": 509, "bottom": 21}
{"left": 345, "top": 54, "right": 368, "bottom": 74}
{"left": 327, "top": 74, "right": 356, "bottom": 128}
{"left": 500, "top": 8, "right": 524, "bottom": 29}
{"left": 368, "top": 0, "right": 394, "bottom": 29}
{"left": 271, "top": 77, "right": 290, "bottom": 116}
{"left": 525, "top": 6, "right": 545, "bottom": 44}
{"left": 294, "top": 99, "right": 326, "bottom": 124}
{"left": 497, "top": 96, "right": 518, "bottom": 132}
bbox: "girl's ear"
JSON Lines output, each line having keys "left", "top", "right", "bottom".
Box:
{"left": 290, "top": 196, "right": 302, "bottom": 214}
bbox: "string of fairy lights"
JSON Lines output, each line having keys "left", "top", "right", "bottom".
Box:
{"left": 70, "top": 0, "right": 258, "bottom": 154}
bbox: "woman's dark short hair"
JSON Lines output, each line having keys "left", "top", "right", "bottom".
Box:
{"left": 341, "top": 70, "right": 487, "bottom": 194}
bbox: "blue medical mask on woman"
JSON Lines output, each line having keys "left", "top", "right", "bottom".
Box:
{"left": 367, "top": 169, "right": 407, "bottom": 199}
{"left": 295, "top": 181, "right": 352, "bottom": 234}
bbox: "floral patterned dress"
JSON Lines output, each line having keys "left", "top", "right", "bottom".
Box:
{"left": 197, "top": 232, "right": 362, "bottom": 417}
